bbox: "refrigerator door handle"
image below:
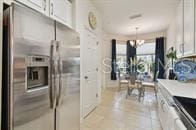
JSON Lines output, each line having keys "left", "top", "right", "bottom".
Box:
{"left": 49, "top": 40, "right": 56, "bottom": 109}
{"left": 56, "top": 41, "right": 62, "bottom": 107}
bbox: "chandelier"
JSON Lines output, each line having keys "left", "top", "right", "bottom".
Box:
{"left": 129, "top": 27, "right": 145, "bottom": 47}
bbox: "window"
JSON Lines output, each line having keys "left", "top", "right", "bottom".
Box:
{"left": 116, "top": 42, "right": 126, "bottom": 74}
{"left": 115, "top": 41, "right": 156, "bottom": 80}
{"left": 137, "top": 42, "right": 155, "bottom": 80}
{"left": 137, "top": 55, "right": 155, "bottom": 78}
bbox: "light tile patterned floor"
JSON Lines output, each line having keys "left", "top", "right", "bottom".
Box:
{"left": 81, "top": 88, "right": 163, "bottom": 130}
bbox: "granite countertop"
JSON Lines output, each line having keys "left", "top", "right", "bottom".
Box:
{"left": 158, "top": 79, "right": 196, "bottom": 99}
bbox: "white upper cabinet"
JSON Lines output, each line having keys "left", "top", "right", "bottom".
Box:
{"left": 176, "top": 0, "right": 184, "bottom": 57}
{"left": 195, "top": 0, "right": 196, "bottom": 53}
{"left": 3, "top": 0, "right": 11, "bottom": 5}
{"left": 66, "top": 1, "right": 72, "bottom": 27}
{"left": 13, "top": 0, "right": 73, "bottom": 28}
{"left": 15, "top": 0, "right": 49, "bottom": 16}
{"left": 183, "top": 0, "right": 195, "bottom": 56}
{"left": 50, "top": 0, "right": 72, "bottom": 27}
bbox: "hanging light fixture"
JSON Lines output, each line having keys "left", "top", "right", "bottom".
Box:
{"left": 129, "top": 27, "right": 145, "bottom": 47}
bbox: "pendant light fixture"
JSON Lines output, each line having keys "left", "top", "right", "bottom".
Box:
{"left": 129, "top": 27, "right": 145, "bottom": 47}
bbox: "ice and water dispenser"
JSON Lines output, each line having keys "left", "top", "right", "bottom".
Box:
{"left": 26, "top": 56, "right": 49, "bottom": 90}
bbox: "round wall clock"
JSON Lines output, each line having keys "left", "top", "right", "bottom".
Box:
{"left": 88, "top": 12, "right": 97, "bottom": 30}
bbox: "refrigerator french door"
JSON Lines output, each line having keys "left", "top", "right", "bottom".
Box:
{"left": 2, "top": 3, "right": 80, "bottom": 130}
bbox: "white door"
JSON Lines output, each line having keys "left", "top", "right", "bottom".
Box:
{"left": 15, "top": 0, "right": 48, "bottom": 15}
{"left": 83, "top": 30, "right": 99, "bottom": 117}
{"left": 50, "top": 0, "right": 72, "bottom": 27}
{"left": 183, "top": 0, "right": 195, "bottom": 56}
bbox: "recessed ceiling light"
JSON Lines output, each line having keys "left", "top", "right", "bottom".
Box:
{"left": 129, "top": 14, "right": 142, "bottom": 20}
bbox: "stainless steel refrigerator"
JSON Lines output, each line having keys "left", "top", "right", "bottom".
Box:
{"left": 2, "top": 3, "right": 80, "bottom": 130}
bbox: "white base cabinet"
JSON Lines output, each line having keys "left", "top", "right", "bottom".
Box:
{"left": 157, "top": 89, "right": 170, "bottom": 130}
{"left": 157, "top": 83, "right": 187, "bottom": 130}
{"left": 167, "top": 107, "right": 187, "bottom": 130}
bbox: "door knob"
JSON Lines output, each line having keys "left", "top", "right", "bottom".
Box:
{"left": 84, "top": 76, "right": 88, "bottom": 79}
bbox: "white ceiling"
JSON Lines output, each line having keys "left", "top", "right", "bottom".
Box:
{"left": 92, "top": 0, "right": 180, "bottom": 36}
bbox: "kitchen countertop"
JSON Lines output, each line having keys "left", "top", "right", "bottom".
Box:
{"left": 158, "top": 79, "right": 196, "bottom": 99}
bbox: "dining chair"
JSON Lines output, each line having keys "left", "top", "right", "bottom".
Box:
{"left": 141, "top": 71, "right": 159, "bottom": 98}
{"left": 117, "top": 67, "right": 129, "bottom": 91}
{"left": 126, "top": 73, "right": 143, "bottom": 101}
{"left": 118, "top": 73, "right": 129, "bottom": 91}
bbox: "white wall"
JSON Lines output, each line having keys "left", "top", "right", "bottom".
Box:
{"left": 101, "top": 33, "right": 131, "bottom": 88}
{"left": 165, "top": 10, "right": 178, "bottom": 78}
{"left": 74, "top": 0, "right": 103, "bottom": 119}
{"left": 166, "top": 16, "right": 177, "bottom": 51}
{"left": 128, "top": 31, "right": 166, "bottom": 41}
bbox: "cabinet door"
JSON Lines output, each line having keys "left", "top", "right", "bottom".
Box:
{"left": 175, "top": 119, "right": 187, "bottom": 130}
{"left": 157, "top": 93, "right": 166, "bottom": 129}
{"left": 3, "top": 0, "right": 11, "bottom": 5}
{"left": 167, "top": 107, "right": 179, "bottom": 130}
{"left": 183, "top": 0, "right": 195, "bottom": 55}
{"left": 50, "top": 0, "right": 72, "bottom": 27}
{"left": 66, "top": 1, "right": 72, "bottom": 27}
{"left": 161, "top": 99, "right": 170, "bottom": 130}
{"left": 157, "top": 88, "right": 170, "bottom": 130}
{"left": 15, "top": 0, "right": 48, "bottom": 15}
{"left": 176, "top": 0, "right": 184, "bottom": 57}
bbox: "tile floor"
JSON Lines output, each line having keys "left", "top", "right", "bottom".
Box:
{"left": 81, "top": 87, "right": 163, "bottom": 130}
